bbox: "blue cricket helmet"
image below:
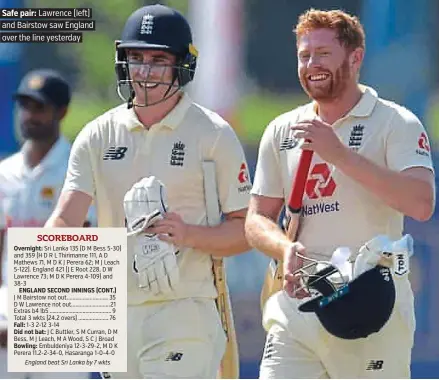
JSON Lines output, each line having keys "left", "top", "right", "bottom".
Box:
{"left": 115, "top": 4, "right": 198, "bottom": 106}
{"left": 298, "top": 263, "right": 396, "bottom": 340}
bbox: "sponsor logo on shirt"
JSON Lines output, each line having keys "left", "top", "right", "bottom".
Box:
{"left": 303, "top": 163, "right": 339, "bottom": 216}
{"left": 302, "top": 201, "right": 340, "bottom": 216}
{"left": 103, "top": 146, "right": 128, "bottom": 160}
{"left": 39, "top": 186, "right": 56, "bottom": 208}
{"left": 40, "top": 186, "right": 54, "bottom": 200}
{"left": 306, "top": 163, "right": 336, "bottom": 199}
{"left": 238, "top": 163, "right": 249, "bottom": 183}
{"left": 280, "top": 137, "right": 299, "bottom": 151}
{"left": 165, "top": 352, "right": 184, "bottom": 362}
{"left": 417, "top": 132, "right": 430, "bottom": 157}
{"left": 170, "top": 141, "right": 185, "bottom": 167}
{"left": 366, "top": 360, "right": 384, "bottom": 371}
{"left": 238, "top": 163, "right": 251, "bottom": 194}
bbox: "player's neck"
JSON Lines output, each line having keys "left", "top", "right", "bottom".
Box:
{"left": 23, "top": 135, "right": 59, "bottom": 169}
{"left": 134, "top": 92, "right": 183, "bottom": 129}
{"left": 315, "top": 84, "right": 362, "bottom": 125}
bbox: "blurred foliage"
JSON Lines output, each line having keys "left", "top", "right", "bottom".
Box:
{"left": 165, "top": 0, "right": 189, "bottom": 14}
{"left": 238, "top": 93, "right": 307, "bottom": 143}
{"left": 61, "top": 96, "right": 118, "bottom": 142}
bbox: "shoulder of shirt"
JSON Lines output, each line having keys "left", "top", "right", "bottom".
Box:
{"left": 186, "top": 101, "right": 234, "bottom": 133}
{"left": 80, "top": 103, "right": 128, "bottom": 135}
{"left": 0, "top": 151, "right": 22, "bottom": 175}
{"left": 375, "top": 96, "right": 422, "bottom": 126}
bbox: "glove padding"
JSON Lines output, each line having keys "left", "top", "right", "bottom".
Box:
{"left": 124, "top": 177, "right": 179, "bottom": 295}
{"left": 354, "top": 234, "right": 413, "bottom": 278}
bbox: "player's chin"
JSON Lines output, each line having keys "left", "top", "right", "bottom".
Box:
{"left": 305, "top": 87, "right": 333, "bottom": 101}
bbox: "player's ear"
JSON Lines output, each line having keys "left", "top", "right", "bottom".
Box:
{"left": 350, "top": 47, "right": 364, "bottom": 70}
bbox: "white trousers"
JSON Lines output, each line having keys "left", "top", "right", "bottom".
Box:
{"left": 103, "top": 298, "right": 226, "bottom": 379}
{"left": 260, "top": 275, "right": 415, "bottom": 379}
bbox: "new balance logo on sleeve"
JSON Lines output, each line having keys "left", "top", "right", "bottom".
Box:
{"left": 366, "top": 360, "right": 384, "bottom": 370}
{"left": 280, "top": 137, "right": 298, "bottom": 151}
{"left": 165, "top": 352, "right": 183, "bottom": 361}
{"left": 103, "top": 146, "right": 128, "bottom": 160}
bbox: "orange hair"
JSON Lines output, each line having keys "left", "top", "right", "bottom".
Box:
{"left": 294, "top": 9, "right": 365, "bottom": 51}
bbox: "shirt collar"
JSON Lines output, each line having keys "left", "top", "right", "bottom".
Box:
{"left": 125, "top": 93, "right": 192, "bottom": 132}
{"left": 348, "top": 85, "right": 378, "bottom": 117}
{"left": 308, "top": 84, "right": 378, "bottom": 119}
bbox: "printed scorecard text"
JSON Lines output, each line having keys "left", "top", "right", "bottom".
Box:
{"left": 7, "top": 228, "right": 127, "bottom": 373}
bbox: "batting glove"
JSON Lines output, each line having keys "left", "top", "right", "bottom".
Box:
{"left": 124, "top": 177, "right": 180, "bottom": 295}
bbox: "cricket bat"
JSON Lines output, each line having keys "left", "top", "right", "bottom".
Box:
{"left": 202, "top": 161, "right": 240, "bottom": 379}
{"left": 260, "top": 148, "right": 314, "bottom": 310}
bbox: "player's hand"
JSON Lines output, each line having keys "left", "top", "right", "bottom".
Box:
{"left": 283, "top": 242, "right": 309, "bottom": 299}
{"left": 145, "top": 212, "right": 190, "bottom": 247}
{"left": 131, "top": 233, "right": 179, "bottom": 295}
{"left": 290, "top": 119, "right": 349, "bottom": 165}
{"left": 124, "top": 176, "right": 180, "bottom": 295}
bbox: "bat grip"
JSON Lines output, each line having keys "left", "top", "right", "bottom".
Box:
{"left": 288, "top": 149, "right": 313, "bottom": 210}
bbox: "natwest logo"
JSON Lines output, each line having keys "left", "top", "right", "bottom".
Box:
{"left": 302, "top": 163, "right": 339, "bottom": 217}
{"left": 305, "top": 163, "right": 336, "bottom": 199}
{"left": 237, "top": 163, "right": 251, "bottom": 194}
{"left": 238, "top": 163, "right": 249, "bottom": 184}
{"left": 417, "top": 132, "right": 430, "bottom": 157}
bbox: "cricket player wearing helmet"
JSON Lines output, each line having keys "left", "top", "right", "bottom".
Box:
{"left": 46, "top": 4, "right": 250, "bottom": 379}
{"left": 245, "top": 8, "right": 435, "bottom": 379}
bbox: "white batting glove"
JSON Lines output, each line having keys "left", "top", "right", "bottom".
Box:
{"left": 124, "top": 177, "right": 180, "bottom": 295}
{"left": 354, "top": 235, "right": 392, "bottom": 278}
{"left": 354, "top": 234, "right": 413, "bottom": 279}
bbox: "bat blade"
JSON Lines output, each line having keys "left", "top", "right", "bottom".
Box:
{"left": 202, "top": 160, "right": 239, "bottom": 379}
{"left": 213, "top": 258, "right": 239, "bottom": 379}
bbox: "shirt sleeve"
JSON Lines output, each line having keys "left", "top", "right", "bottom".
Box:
{"left": 62, "top": 124, "right": 96, "bottom": 198}
{"left": 211, "top": 125, "right": 251, "bottom": 214}
{"left": 251, "top": 121, "right": 284, "bottom": 198}
{"left": 386, "top": 107, "right": 434, "bottom": 173}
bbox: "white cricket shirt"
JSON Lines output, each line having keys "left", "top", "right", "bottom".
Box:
{"left": 252, "top": 85, "right": 434, "bottom": 259}
{"left": 62, "top": 93, "right": 251, "bottom": 304}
